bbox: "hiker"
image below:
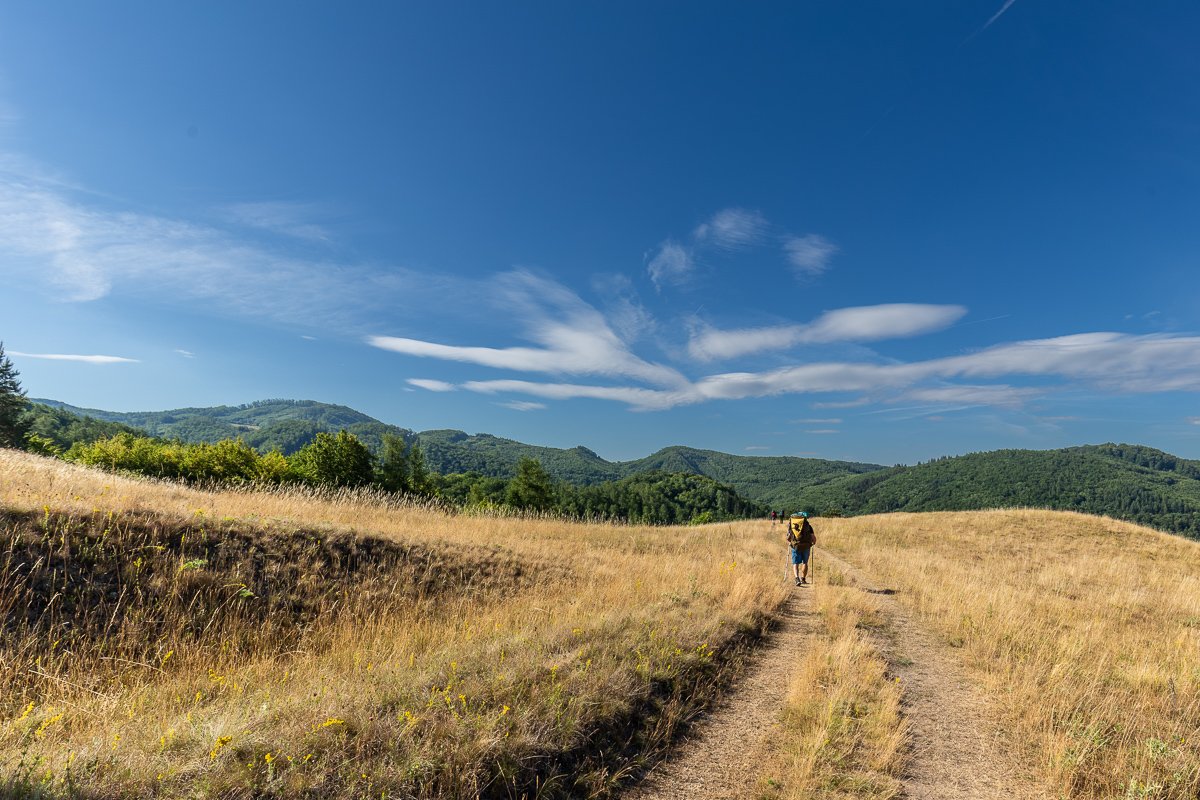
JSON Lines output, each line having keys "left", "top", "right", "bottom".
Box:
{"left": 786, "top": 512, "right": 817, "bottom": 586}
{"left": 770, "top": 510, "right": 778, "bottom": 524}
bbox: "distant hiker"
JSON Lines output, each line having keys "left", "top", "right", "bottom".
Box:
{"left": 770, "top": 510, "right": 778, "bottom": 524}
{"left": 786, "top": 512, "right": 816, "bottom": 586}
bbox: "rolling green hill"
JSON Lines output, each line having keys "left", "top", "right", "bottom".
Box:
{"left": 33, "top": 398, "right": 413, "bottom": 454}
{"left": 21, "top": 402, "right": 146, "bottom": 452}
{"left": 415, "top": 429, "right": 623, "bottom": 484}
{"left": 31, "top": 399, "right": 883, "bottom": 504}
{"left": 31, "top": 398, "right": 1200, "bottom": 538}
{"left": 622, "top": 446, "right": 882, "bottom": 509}
{"left": 796, "top": 444, "right": 1200, "bottom": 538}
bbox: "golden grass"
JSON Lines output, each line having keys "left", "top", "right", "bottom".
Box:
{"left": 8, "top": 450, "right": 1198, "bottom": 799}
{"left": 757, "top": 567, "right": 905, "bottom": 799}
{"left": 0, "top": 451, "right": 788, "bottom": 798}
{"left": 820, "top": 510, "right": 1200, "bottom": 799}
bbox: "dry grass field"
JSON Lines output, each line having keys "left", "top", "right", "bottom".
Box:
{"left": 4, "top": 449, "right": 1199, "bottom": 799}
{"left": 819, "top": 510, "right": 1200, "bottom": 799}
{"left": 0, "top": 450, "right": 787, "bottom": 798}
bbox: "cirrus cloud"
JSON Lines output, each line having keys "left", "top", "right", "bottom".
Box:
{"left": 9, "top": 351, "right": 138, "bottom": 364}
{"left": 689, "top": 303, "right": 968, "bottom": 361}
{"left": 407, "top": 378, "right": 456, "bottom": 392}
{"left": 646, "top": 239, "right": 694, "bottom": 289}
{"left": 783, "top": 234, "right": 838, "bottom": 276}
{"left": 693, "top": 208, "right": 767, "bottom": 250}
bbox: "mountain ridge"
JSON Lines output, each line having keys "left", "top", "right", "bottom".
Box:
{"left": 28, "top": 398, "right": 1200, "bottom": 538}
{"left": 29, "top": 398, "right": 883, "bottom": 507}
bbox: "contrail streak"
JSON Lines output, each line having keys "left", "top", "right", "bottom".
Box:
{"left": 981, "top": 0, "right": 1019, "bottom": 32}
{"left": 961, "top": 0, "right": 1020, "bottom": 47}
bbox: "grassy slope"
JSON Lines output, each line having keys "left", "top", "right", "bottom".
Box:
{"left": 0, "top": 450, "right": 786, "bottom": 799}
{"left": 5, "top": 450, "right": 1198, "bottom": 798}
{"left": 818, "top": 510, "right": 1200, "bottom": 799}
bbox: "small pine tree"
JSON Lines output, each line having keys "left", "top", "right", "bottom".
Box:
{"left": 506, "top": 457, "right": 556, "bottom": 512}
{"left": 0, "top": 342, "right": 30, "bottom": 449}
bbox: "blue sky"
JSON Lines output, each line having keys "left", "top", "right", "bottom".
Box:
{"left": 2, "top": 1, "right": 1199, "bottom": 464}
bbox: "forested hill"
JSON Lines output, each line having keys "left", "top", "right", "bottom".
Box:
{"left": 415, "top": 434, "right": 882, "bottom": 502}
{"left": 33, "top": 399, "right": 411, "bottom": 454}
{"left": 415, "top": 429, "right": 623, "bottom": 485}
{"left": 30, "top": 399, "right": 883, "bottom": 504}
{"left": 30, "top": 398, "right": 1200, "bottom": 537}
{"left": 797, "top": 444, "right": 1200, "bottom": 538}
{"left": 621, "top": 446, "right": 882, "bottom": 508}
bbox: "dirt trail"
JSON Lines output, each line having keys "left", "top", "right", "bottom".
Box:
{"left": 823, "top": 551, "right": 1047, "bottom": 800}
{"left": 622, "top": 585, "right": 819, "bottom": 800}
{"left": 622, "top": 551, "right": 1045, "bottom": 800}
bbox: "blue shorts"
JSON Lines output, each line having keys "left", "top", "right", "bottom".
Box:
{"left": 790, "top": 546, "right": 810, "bottom": 565}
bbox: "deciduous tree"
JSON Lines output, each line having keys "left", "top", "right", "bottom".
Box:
{"left": 291, "top": 430, "right": 374, "bottom": 487}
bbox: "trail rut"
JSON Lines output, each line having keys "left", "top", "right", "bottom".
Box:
{"left": 622, "top": 586, "right": 819, "bottom": 799}
{"left": 621, "top": 550, "right": 1045, "bottom": 800}
{"left": 821, "top": 552, "right": 1046, "bottom": 800}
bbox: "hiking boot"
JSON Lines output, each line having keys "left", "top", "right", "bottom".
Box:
{"left": 794, "top": 578, "right": 801, "bottom": 586}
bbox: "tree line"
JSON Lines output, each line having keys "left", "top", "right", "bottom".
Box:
{"left": 0, "top": 343, "right": 762, "bottom": 524}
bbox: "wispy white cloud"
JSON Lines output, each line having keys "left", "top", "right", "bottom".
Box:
{"left": 498, "top": 400, "right": 547, "bottom": 411}
{"left": 219, "top": 201, "right": 331, "bottom": 242}
{"left": 371, "top": 271, "right": 688, "bottom": 389}
{"left": 791, "top": 418, "right": 842, "bottom": 424}
{"left": 812, "top": 398, "right": 870, "bottom": 409}
{"left": 9, "top": 351, "right": 138, "bottom": 364}
{"left": 646, "top": 239, "right": 694, "bottom": 289}
{"left": 744, "top": 445, "right": 770, "bottom": 451}
{"left": 461, "top": 379, "right": 691, "bottom": 412}
{"left": 592, "top": 273, "right": 657, "bottom": 343}
{"left": 0, "top": 158, "right": 436, "bottom": 329}
{"left": 174, "top": 349, "right": 194, "bottom": 358}
{"left": 652, "top": 208, "right": 837, "bottom": 289}
{"left": 804, "top": 429, "right": 840, "bottom": 435}
{"left": 783, "top": 234, "right": 838, "bottom": 277}
{"left": 1188, "top": 417, "right": 1200, "bottom": 425}
{"left": 407, "top": 378, "right": 456, "bottom": 392}
{"left": 693, "top": 208, "right": 767, "bottom": 250}
{"left": 689, "top": 303, "right": 967, "bottom": 361}
{"left": 453, "top": 331, "right": 1200, "bottom": 412}
{"left": 902, "top": 385, "right": 1038, "bottom": 408}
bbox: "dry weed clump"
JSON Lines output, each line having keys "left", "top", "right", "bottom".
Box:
{"left": 758, "top": 569, "right": 905, "bottom": 799}
{"left": 0, "top": 450, "right": 787, "bottom": 798}
{"left": 821, "top": 510, "right": 1200, "bottom": 799}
